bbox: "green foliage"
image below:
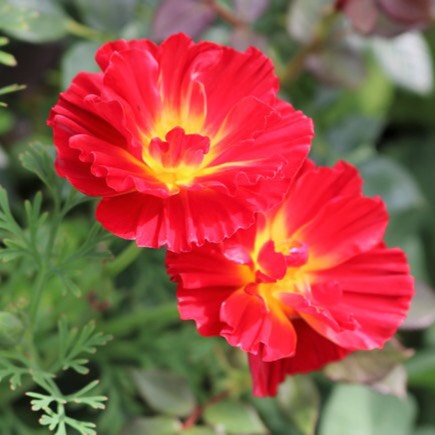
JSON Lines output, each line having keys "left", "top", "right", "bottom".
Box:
{"left": 318, "top": 384, "right": 417, "bottom": 435}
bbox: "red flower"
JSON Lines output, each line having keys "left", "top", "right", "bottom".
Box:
{"left": 47, "top": 33, "right": 313, "bottom": 252}
{"left": 166, "top": 160, "right": 414, "bottom": 396}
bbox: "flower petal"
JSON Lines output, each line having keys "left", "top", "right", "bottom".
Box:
{"left": 101, "top": 47, "right": 162, "bottom": 134}
{"left": 220, "top": 287, "right": 297, "bottom": 361}
{"left": 306, "top": 246, "right": 414, "bottom": 350}
{"left": 96, "top": 188, "right": 259, "bottom": 252}
{"left": 68, "top": 134, "right": 170, "bottom": 196}
{"left": 248, "top": 320, "right": 350, "bottom": 396}
{"left": 299, "top": 195, "right": 388, "bottom": 269}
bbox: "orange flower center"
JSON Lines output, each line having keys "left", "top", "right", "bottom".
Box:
{"left": 249, "top": 236, "right": 312, "bottom": 319}
{"left": 140, "top": 105, "right": 215, "bottom": 193}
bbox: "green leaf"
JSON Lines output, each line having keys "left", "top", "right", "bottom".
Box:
{"left": 19, "top": 143, "right": 58, "bottom": 193}
{"left": 131, "top": 369, "right": 196, "bottom": 417}
{"left": 277, "top": 376, "right": 320, "bottom": 435}
{"left": 0, "top": 108, "right": 14, "bottom": 134}
{"left": 61, "top": 41, "right": 100, "bottom": 90}
{"left": 3, "top": 0, "right": 69, "bottom": 43}
{"left": 58, "top": 320, "right": 112, "bottom": 374}
{"left": 122, "top": 417, "right": 182, "bottom": 435}
{"left": 318, "top": 384, "right": 416, "bottom": 435}
{"left": 414, "top": 426, "right": 435, "bottom": 435}
{"left": 0, "top": 312, "right": 25, "bottom": 349}
{"left": 359, "top": 156, "right": 425, "bottom": 214}
{"left": 326, "top": 115, "right": 382, "bottom": 163}
{"left": 183, "top": 427, "right": 217, "bottom": 435}
{"left": 0, "top": 1, "right": 36, "bottom": 32}
{"left": 0, "top": 50, "right": 16, "bottom": 66}
{"left": 203, "top": 399, "right": 267, "bottom": 435}
{"left": 0, "top": 83, "right": 26, "bottom": 97}
{"left": 372, "top": 33, "right": 433, "bottom": 95}
{"left": 74, "top": 0, "right": 140, "bottom": 32}
{"left": 406, "top": 349, "right": 435, "bottom": 389}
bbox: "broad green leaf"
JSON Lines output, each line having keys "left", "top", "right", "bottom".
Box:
{"left": 121, "top": 416, "right": 182, "bottom": 435}
{"left": 414, "top": 426, "right": 435, "bottom": 435}
{"left": 131, "top": 369, "right": 195, "bottom": 417}
{"left": 326, "top": 115, "right": 382, "bottom": 163}
{"left": 277, "top": 376, "right": 320, "bottom": 435}
{"left": 0, "top": 312, "right": 25, "bottom": 349}
{"left": 371, "top": 32, "right": 433, "bottom": 95}
{"left": 183, "top": 427, "right": 217, "bottom": 435}
{"left": 61, "top": 41, "right": 100, "bottom": 90}
{"left": 359, "top": 156, "right": 425, "bottom": 213}
{"left": 0, "top": 1, "right": 36, "bottom": 32}
{"left": 406, "top": 349, "right": 435, "bottom": 389}
{"left": 251, "top": 397, "right": 300, "bottom": 435}
{"left": 319, "top": 384, "right": 416, "bottom": 435}
{"left": 74, "top": 0, "right": 139, "bottom": 32}
{"left": 3, "top": 0, "right": 69, "bottom": 43}
{"left": 203, "top": 399, "right": 267, "bottom": 435}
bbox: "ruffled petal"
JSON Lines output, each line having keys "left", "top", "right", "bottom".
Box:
{"left": 273, "top": 160, "right": 363, "bottom": 238}
{"left": 96, "top": 188, "right": 259, "bottom": 252}
{"left": 68, "top": 134, "right": 170, "bottom": 197}
{"left": 95, "top": 38, "right": 158, "bottom": 71}
{"left": 199, "top": 98, "right": 312, "bottom": 191}
{"left": 305, "top": 246, "right": 414, "bottom": 350}
{"left": 200, "top": 46, "right": 279, "bottom": 133}
{"left": 101, "top": 47, "right": 162, "bottom": 134}
{"left": 49, "top": 34, "right": 313, "bottom": 251}
{"left": 220, "top": 287, "right": 297, "bottom": 361}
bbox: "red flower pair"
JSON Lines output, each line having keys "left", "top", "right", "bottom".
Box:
{"left": 48, "top": 33, "right": 414, "bottom": 396}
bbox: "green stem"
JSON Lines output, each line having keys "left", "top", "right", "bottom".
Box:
{"left": 65, "top": 19, "right": 103, "bottom": 41}
{"left": 106, "top": 242, "right": 141, "bottom": 278}
{"left": 28, "top": 202, "right": 63, "bottom": 326}
{"left": 29, "top": 264, "right": 48, "bottom": 328}
{"left": 101, "top": 303, "right": 179, "bottom": 337}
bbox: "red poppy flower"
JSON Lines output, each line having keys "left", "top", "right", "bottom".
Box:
{"left": 47, "top": 33, "right": 313, "bottom": 252}
{"left": 166, "top": 160, "right": 414, "bottom": 396}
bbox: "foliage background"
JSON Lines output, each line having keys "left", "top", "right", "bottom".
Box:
{"left": 0, "top": 0, "right": 435, "bottom": 434}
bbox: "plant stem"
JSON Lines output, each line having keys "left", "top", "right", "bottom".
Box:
{"left": 204, "top": 0, "right": 246, "bottom": 28}
{"left": 183, "top": 390, "right": 230, "bottom": 429}
{"left": 106, "top": 242, "right": 141, "bottom": 278}
{"left": 101, "top": 303, "right": 179, "bottom": 337}
{"left": 65, "top": 20, "right": 103, "bottom": 41}
{"left": 29, "top": 264, "right": 48, "bottom": 328}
